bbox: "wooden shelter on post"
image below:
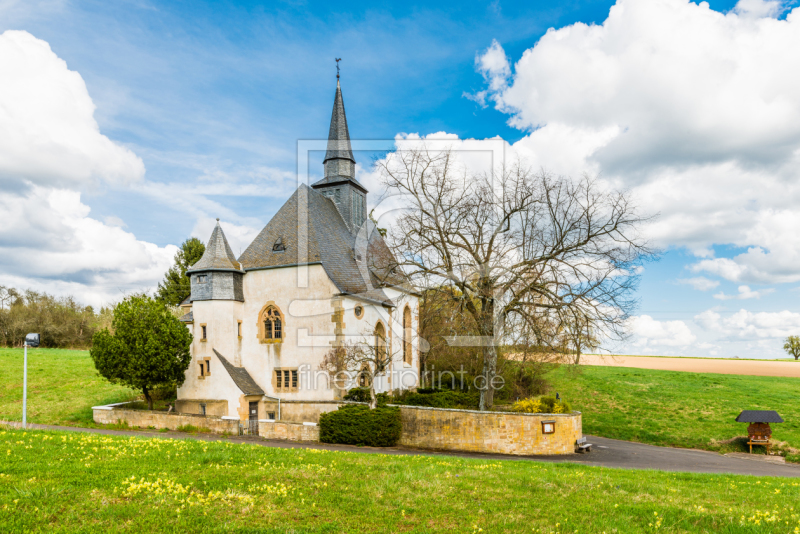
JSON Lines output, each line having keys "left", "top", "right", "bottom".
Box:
{"left": 736, "top": 410, "right": 784, "bottom": 453}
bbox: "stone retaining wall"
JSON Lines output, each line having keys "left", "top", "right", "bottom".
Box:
{"left": 93, "top": 402, "right": 582, "bottom": 455}
{"left": 398, "top": 406, "right": 582, "bottom": 455}
{"left": 259, "top": 421, "right": 319, "bottom": 441}
{"left": 93, "top": 404, "right": 239, "bottom": 434}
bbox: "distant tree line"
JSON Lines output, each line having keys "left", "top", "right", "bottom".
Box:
{"left": 0, "top": 286, "right": 112, "bottom": 349}
{"left": 0, "top": 238, "right": 204, "bottom": 349}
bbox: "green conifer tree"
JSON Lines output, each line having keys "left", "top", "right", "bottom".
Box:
{"left": 156, "top": 237, "right": 205, "bottom": 306}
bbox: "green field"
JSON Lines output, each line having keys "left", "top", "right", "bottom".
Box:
{"left": 0, "top": 348, "right": 137, "bottom": 426}
{"left": 549, "top": 365, "right": 800, "bottom": 460}
{"left": 1, "top": 428, "right": 799, "bottom": 533}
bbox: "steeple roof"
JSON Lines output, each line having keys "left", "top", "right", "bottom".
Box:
{"left": 187, "top": 220, "right": 243, "bottom": 272}
{"left": 323, "top": 80, "right": 355, "bottom": 164}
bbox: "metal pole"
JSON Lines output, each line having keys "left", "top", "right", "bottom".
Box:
{"left": 22, "top": 342, "right": 27, "bottom": 429}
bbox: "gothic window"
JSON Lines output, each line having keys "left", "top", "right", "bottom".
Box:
{"left": 258, "top": 304, "right": 284, "bottom": 344}
{"left": 374, "top": 322, "right": 386, "bottom": 362}
{"left": 403, "top": 306, "right": 412, "bottom": 365}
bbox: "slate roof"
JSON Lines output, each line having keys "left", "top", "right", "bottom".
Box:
{"left": 736, "top": 410, "right": 784, "bottom": 423}
{"left": 214, "top": 349, "right": 265, "bottom": 396}
{"left": 179, "top": 311, "right": 193, "bottom": 323}
{"left": 237, "top": 185, "right": 409, "bottom": 305}
{"left": 322, "top": 79, "right": 355, "bottom": 164}
{"left": 179, "top": 296, "right": 191, "bottom": 306}
{"left": 188, "top": 221, "right": 243, "bottom": 273}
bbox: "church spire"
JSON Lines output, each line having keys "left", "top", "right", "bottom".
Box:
{"left": 322, "top": 77, "right": 356, "bottom": 177}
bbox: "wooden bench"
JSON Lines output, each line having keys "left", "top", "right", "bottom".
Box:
{"left": 748, "top": 439, "right": 771, "bottom": 454}
{"left": 576, "top": 437, "right": 592, "bottom": 453}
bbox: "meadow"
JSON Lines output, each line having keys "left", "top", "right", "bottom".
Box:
{"left": 0, "top": 348, "right": 137, "bottom": 426}
{"left": 1, "top": 427, "right": 800, "bottom": 533}
{"left": 548, "top": 365, "right": 800, "bottom": 460}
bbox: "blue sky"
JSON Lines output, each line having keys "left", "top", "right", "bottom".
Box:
{"left": 2, "top": 0, "right": 800, "bottom": 358}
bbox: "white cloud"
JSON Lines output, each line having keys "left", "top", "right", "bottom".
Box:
{"left": 712, "top": 284, "right": 773, "bottom": 300}
{"left": 0, "top": 186, "right": 176, "bottom": 307}
{"left": 474, "top": 0, "right": 800, "bottom": 285}
{"left": 734, "top": 0, "right": 783, "bottom": 19}
{"left": 0, "top": 30, "right": 144, "bottom": 190}
{"left": 695, "top": 308, "right": 800, "bottom": 339}
{"left": 628, "top": 315, "right": 696, "bottom": 348}
{"left": 677, "top": 277, "right": 719, "bottom": 291}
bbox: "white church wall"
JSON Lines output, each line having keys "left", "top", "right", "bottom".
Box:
{"left": 241, "top": 263, "right": 341, "bottom": 401}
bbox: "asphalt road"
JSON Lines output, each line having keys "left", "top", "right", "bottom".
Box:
{"left": 9, "top": 424, "right": 800, "bottom": 478}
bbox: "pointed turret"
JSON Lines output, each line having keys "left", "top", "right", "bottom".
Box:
{"left": 188, "top": 220, "right": 242, "bottom": 272}
{"left": 313, "top": 79, "right": 368, "bottom": 233}
{"left": 187, "top": 220, "right": 245, "bottom": 302}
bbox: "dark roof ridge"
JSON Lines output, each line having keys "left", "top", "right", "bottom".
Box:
{"left": 213, "top": 349, "right": 265, "bottom": 396}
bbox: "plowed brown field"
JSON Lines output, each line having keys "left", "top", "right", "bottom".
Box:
{"left": 581, "top": 354, "right": 800, "bottom": 377}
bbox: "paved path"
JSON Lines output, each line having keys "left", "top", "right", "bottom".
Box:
{"left": 581, "top": 354, "right": 800, "bottom": 377}
{"left": 10, "top": 423, "right": 800, "bottom": 478}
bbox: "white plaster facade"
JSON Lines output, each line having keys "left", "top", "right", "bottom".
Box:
{"left": 176, "top": 79, "right": 419, "bottom": 420}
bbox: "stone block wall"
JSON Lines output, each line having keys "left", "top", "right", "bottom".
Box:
{"left": 175, "top": 399, "right": 228, "bottom": 417}
{"left": 93, "top": 406, "right": 239, "bottom": 434}
{"left": 259, "top": 421, "right": 319, "bottom": 441}
{"left": 265, "top": 400, "right": 348, "bottom": 423}
{"left": 398, "top": 406, "right": 582, "bottom": 455}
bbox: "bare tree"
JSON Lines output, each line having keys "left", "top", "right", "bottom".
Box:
{"left": 319, "top": 333, "right": 397, "bottom": 409}
{"left": 378, "top": 147, "right": 656, "bottom": 410}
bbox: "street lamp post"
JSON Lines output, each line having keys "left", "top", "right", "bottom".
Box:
{"left": 22, "top": 333, "right": 40, "bottom": 429}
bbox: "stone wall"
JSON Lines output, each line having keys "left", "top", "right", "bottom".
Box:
{"left": 264, "top": 400, "right": 348, "bottom": 423}
{"left": 398, "top": 406, "right": 582, "bottom": 456}
{"left": 93, "top": 405, "right": 239, "bottom": 434}
{"left": 94, "top": 401, "right": 582, "bottom": 455}
{"left": 175, "top": 399, "right": 228, "bottom": 417}
{"left": 259, "top": 421, "right": 319, "bottom": 441}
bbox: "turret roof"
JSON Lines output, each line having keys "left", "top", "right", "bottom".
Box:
{"left": 187, "top": 220, "right": 243, "bottom": 273}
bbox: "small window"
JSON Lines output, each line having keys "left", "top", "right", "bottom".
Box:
{"left": 354, "top": 305, "right": 364, "bottom": 319}
{"left": 200, "top": 403, "right": 206, "bottom": 415}
{"left": 273, "top": 237, "right": 285, "bottom": 252}
{"left": 542, "top": 421, "right": 556, "bottom": 434}
{"left": 199, "top": 358, "right": 211, "bottom": 378}
{"left": 237, "top": 321, "right": 242, "bottom": 338}
{"left": 197, "top": 275, "right": 207, "bottom": 284}
{"left": 267, "top": 411, "right": 276, "bottom": 420}
{"left": 274, "top": 317, "right": 282, "bottom": 339}
{"left": 274, "top": 368, "right": 299, "bottom": 392}
{"left": 201, "top": 325, "right": 207, "bottom": 341}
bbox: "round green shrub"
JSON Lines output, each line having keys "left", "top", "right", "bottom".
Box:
{"left": 319, "top": 405, "right": 402, "bottom": 447}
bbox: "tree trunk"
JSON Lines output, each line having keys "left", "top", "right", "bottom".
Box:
{"left": 479, "top": 343, "right": 498, "bottom": 411}
{"left": 369, "top": 382, "right": 377, "bottom": 410}
{"left": 143, "top": 386, "right": 153, "bottom": 411}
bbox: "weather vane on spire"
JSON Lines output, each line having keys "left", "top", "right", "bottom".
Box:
{"left": 336, "top": 58, "right": 341, "bottom": 80}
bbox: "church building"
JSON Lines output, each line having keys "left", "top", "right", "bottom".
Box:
{"left": 174, "top": 79, "right": 420, "bottom": 422}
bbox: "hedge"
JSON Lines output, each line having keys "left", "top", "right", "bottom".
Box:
{"left": 319, "top": 405, "right": 402, "bottom": 447}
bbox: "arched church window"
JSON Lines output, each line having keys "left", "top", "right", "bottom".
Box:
{"left": 374, "top": 322, "right": 386, "bottom": 362}
{"left": 258, "top": 304, "right": 284, "bottom": 344}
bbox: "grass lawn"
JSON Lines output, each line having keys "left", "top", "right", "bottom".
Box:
{"left": 0, "top": 348, "right": 137, "bottom": 427}
{"left": 549, "top": 365, "right": 800, "bottom": 460}
{"left": 1, "top": 428, "right": 800, "bottom": 533}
